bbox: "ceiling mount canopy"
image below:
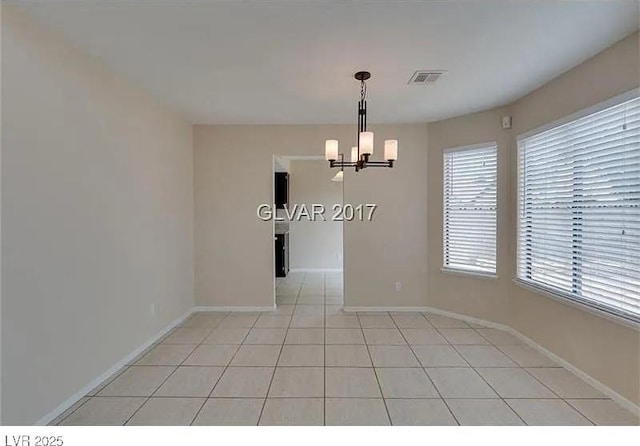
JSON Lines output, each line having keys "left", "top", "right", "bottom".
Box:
{"left": 325, "top": 71, "right": 398, "bottom": 173}
{"left": 354, "top": 71, "right": 371, "bottom": 82}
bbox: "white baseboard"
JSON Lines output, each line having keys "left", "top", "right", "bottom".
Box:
{"left": 418, "top": 305, "right": 512, "bottom": 332}
{"left": 343, "top": 306, "right": 432, "bottom": 313}
{"left": 340, "top": 305, "right": 639, "bottom": 415}
{"left": 35, "top": 302, "right": 639, "bottom": 424}
{"left": 193, "top": 305, "right": 276, "bottom": 312}
{"left": 288, "top": 268, "right": 343, "bottom": 273}
{"left": 36, "top": 304, "right": 277, "bottom": 424}
{"left": 36, "top": 308, "right": 193, "bottom": 426}
{"left": 505, "top": 327, "right": 640, "bottom": 416}
{"left": 342, "top": 305, "right": 510, "bottom": 331}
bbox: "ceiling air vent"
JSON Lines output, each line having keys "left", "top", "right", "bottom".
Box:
{"left": 408, "top": 70, "right": 445, "bottom": 85}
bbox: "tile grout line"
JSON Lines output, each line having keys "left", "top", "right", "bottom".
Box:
{"left": 122, "top": 312, "right": 229, "bottom": 425}
{"left": 490, "top": 339, "right": 562, "bottom": 370}
{"left": 172, "top": 313, "right": 232, "bottom": 425}
{"left": 430, "top": 318, "right": 529, "bottom": 425}
{"left": 57, "top": 313, "right": 210, "bottom": 424}
{"left": 356, "top": 311, "right": 392, "bottom": 425}
{"left": 256, "top": 271, "right": 305, "bottom": 425}
{"left": 52, "top": 397, "right": 92, "bottom": 426}
{"left": 390, "top": 312, "right": 460, "bottom": 426}
{"left": 466, "top": 325, "right": 595, "bottom": 425}
{"left": 562, "top": 400, "right": 607, "bottom": 426}
{"left": 188, "top": 311, "right": 259, "bottom": 425}
{"left": 449, "top": 325, "right": 523, "bottom": 424}
{"left": 441, "top": 320, "right": 587, "bottom": 424}
{"left": 323, "top": 272, "right": 327, "bottom": 426}
{"left": 516, "top": 362, "right": 595, "bottom": 425}
{"left": 61, "top": 313, "right": 220, "bottom": 425}
{"left": 49, "top": 395, "right": 617, "bottom": 401}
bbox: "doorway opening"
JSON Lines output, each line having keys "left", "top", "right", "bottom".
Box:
{"left": 272, "top": 155, "right": 344, "bottom": 310}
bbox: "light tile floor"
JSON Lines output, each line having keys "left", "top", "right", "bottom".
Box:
{"left": 54, "top": 272, "right": 639, "bottom": 426}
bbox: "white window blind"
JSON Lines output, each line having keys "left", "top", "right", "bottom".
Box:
{"left": 518, "top": 94, "right": 640, "bottom": 323}
{"left": 443, "top": 144, "right": 497, "bottom": 274}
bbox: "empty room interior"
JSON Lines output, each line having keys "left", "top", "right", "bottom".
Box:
{"left": 2, "top": 0, "right": 640, "bottom": 430}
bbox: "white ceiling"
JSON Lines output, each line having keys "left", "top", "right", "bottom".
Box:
{"left": 12, "top": 0, "right": 639, "bottom": 124}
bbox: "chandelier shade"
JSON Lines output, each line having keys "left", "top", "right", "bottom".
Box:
{"left": 331, "top": 171, "right": 344, "bottom": 182}
{"left": 350, "top": 146, "right": 358, "bottom": 163}
{"left": 359, "top": 131, "right": 374, "bottom": 155}
{"left": 325, "top": 139, "right": 339, "bottom": 161}
{"left": 385, "top": 140, "right": 398, "bottom": 161}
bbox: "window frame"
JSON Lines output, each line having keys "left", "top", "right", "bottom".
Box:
{"left": 442, "top": 142, "right": 498, "bottom": 277}
{"left": 516, "top": 89, "right": 640, "bottom": 325}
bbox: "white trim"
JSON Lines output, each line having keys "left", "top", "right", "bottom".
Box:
{"left": 513, "top": 279, "right": 640, "bottom": 330}
{"left": 289, "top": 268, "right": 343, "bottom": 273}
{"left": 33, "top": 303, "right": 640, "bottom": 423}
{"left": 417, "top": 305, "right": 511, "bottom": 332}
{"left": 505, "top": 327, "right": 640, "bottom": 416}
{"left": 193, "top": 305, "right": 276, "bottom": 313}
{"left": 36, "top": 308, "right": 193, "bottom": 426}
{"left": 341, "top": 304, "right": 639, "bottom": 415}
{"left": 342, "top": 305, "right": 511, "bottom": 331}
{"left": 272, "top": 156, "right": 277, "bottom": 310}
{"left": 443, "top": 141, "right": 497, "bottom": 154}
{"left": 441, "top": 267, "right": 498, "bottom": 280}
{"left": 343, "top": 306, "right": 434, "bottom": 313}
{"left": 517, "top": 88, "right": 639, "bottom": 141}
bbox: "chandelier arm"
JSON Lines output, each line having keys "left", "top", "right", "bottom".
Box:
{"left": 331, "top": 162, "right": 358, "bottom": 167}
{"left": 361, "top": 160, "right": 393, "bottom": 168}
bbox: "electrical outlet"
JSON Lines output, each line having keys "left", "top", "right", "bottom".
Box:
{"left": 395, "top": 282, "right": 402, "bottom": 292}
{"left": 150, "top": 303, "right": 159, "bottom": 316}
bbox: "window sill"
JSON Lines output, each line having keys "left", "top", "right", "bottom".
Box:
{"left": 513, "top": 278, "right": 640, "bottom": 330}
{"left": 440, "top": 267, "right": 498, "bottom": 280}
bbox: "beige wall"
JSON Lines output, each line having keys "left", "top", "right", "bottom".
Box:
{"left": 343, "top": 125, "right": 429, "bottom": 307}
{"left": 426, "top": 32, "right": 640, "bottom": 405}
{"left": 194, "top": 124, "right": 428, "bottom": 308}
{"left": 1, "top": 9, "right": 195, "bottom": 424}
{"left": 288, "top": 160, "right": 343, "bottom": 270}
{"left": 1, "top": 5, "right": 4, "bottom": 425}
{"left": 508, "top": 32, "right": 640, "bottom": 406}
{"left": 427, "top": 106, "right": 512, "bottom": 325}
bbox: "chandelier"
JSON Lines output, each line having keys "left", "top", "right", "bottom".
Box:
{"left": 325, "top": 71, "right": 398, "bottom": 173}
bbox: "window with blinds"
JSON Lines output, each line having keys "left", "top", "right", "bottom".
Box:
{"left": 443, "top": 143, "right": 497, "bottom": 274}
{"left": 517, "top": 93, "right": 640, "bottom": 323}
